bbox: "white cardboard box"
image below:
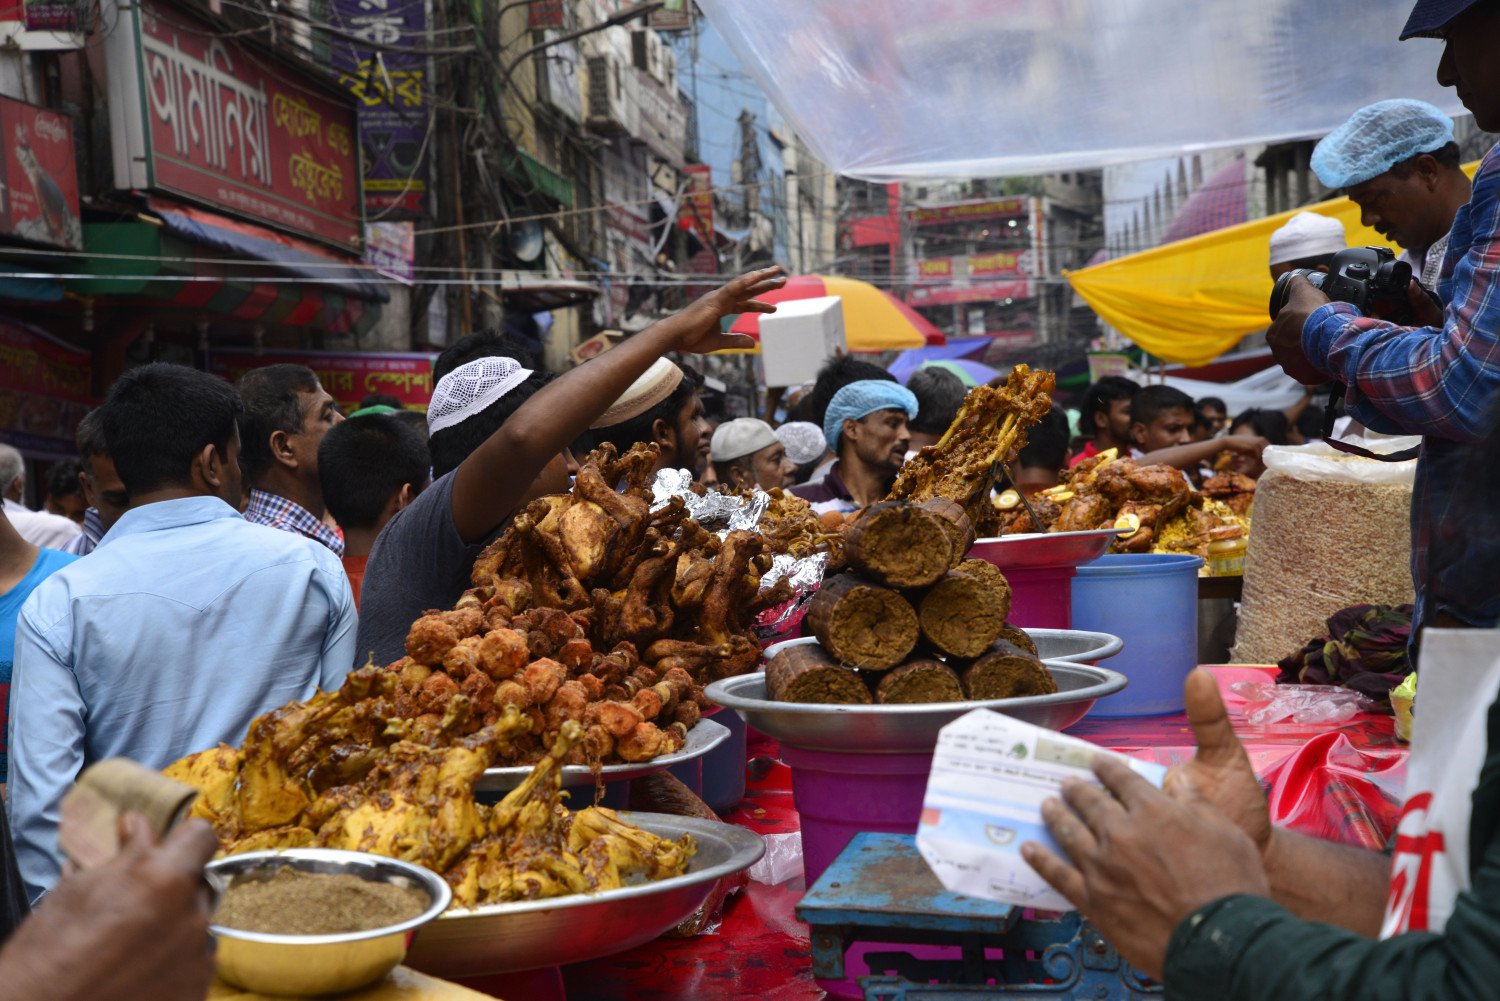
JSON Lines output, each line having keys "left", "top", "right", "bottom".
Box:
{"left": 758, "top": 296, "right": 847, "bottom": 387}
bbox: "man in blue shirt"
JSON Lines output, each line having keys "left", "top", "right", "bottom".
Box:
{"left": 7, "top": 363, "right": 357, "bottom": 900}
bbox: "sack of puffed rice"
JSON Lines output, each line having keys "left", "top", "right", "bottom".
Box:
{"left": 1230, "top": 441, "right": 1417, "bottom": 664}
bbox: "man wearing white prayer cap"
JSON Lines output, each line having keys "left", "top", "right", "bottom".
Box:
{"left": 1268, "top": 212, "right": 1348, "bottom": 279}
{"left": 582, "top": 356, "right": 714, "bottom": 480}
{"left": 354, "top": 266, "right": 787, "bottom": 665}
{"left": 711, "top": 418, "right": 795, "bottom": 491}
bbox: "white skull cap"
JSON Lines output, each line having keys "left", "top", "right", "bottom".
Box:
{"left": 427, "top": 356, "right": 534, "bottom": 433}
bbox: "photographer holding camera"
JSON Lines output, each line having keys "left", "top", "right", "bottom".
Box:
{"left": 1266, "top": 40, "right": 1499, "bottom": 636}
{"left": 1018, "top": 3, "right": 1500, "bottom": 999}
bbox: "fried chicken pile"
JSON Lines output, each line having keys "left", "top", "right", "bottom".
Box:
{"left": 888, "top": 364, "right": 1057, "bottom": 517}
{"left": 1201, "top": 472, "right": 1257, "bottom": 517}
{"left": 756, "top": 488, "right": 845, "bottom": 566}
{"left": 982, "top": 449, "right": 1250, "bottom": 561}
{"left": 468, "top": 442, "right": 793, "bottom": 686}
{"left": 166, "top": 689, "right": 695, "bottom": 910}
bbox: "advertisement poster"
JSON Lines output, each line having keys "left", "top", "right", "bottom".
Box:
{"left": 22, "top": 0, "right": 82, "bottom": 31}
{"left": 0, "top": 317, "right": 92, "bottom": 455}
{"left": 208, "top": 349, "right": 438, "bottom": 411}
{"left": 329, "top": 0, "right": 429, "bottom": 216}
{"left": 365, "top": 221, "right": 414, "bottom": 282}
{"left": 0, "top": 95, "right": 81, "bottom": 249}
{"left": 116, "top": 0, "right": 365, "bottom": 251}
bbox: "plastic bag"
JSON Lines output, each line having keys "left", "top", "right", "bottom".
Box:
{"left": 1391, "top": 672, "right": 1417, "bottom": 744}
{"left": 1231, "top": 681, "right": 1379, "bottom": 726}
{"left": 747, "top": 831, "right": 804, "bottom": 886}
{"left": 1261, "top": 440, "right": 1420, "bottom": 486}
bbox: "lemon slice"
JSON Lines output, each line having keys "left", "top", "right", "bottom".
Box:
{"left": 995, "top": 489, "right": 1021, "bottom": 511}
{"left": 1114, "top": 511, "right": 1142, "bottom": 537}
{"left": 1047, "top": 490, "right": 1075, "bottom": 502}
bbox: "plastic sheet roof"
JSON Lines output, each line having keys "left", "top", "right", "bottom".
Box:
{"left": 697, "top": 0, "right": 1464, "bottom": 180}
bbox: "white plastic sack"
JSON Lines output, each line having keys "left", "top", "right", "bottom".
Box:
{"left": 697, "top": 0, "right": 1464, "bottom": 180}
{"left": 1262, "top": 440, "right": 1420, "bottom": 487}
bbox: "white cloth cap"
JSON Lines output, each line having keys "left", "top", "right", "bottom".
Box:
{"left": 711, "top": 418, "right": 779, "bottom": 463}
{"left": 1268, "top": 212, "right": 1348, "bottom": 266}
{"left": 428, "top": 356, "right": 534, "bottom": 433}
{"left": 590, "top": 357, "right": 685, "bottom": 429}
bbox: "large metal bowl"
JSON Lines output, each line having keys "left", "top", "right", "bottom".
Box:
{"left": 208, "top": 848, "right": 451, "bottom": 997}
{"left": 967, "top": 528, "right": 1122, "bottom": 570}
{"left": 405, "top": 812, "right": 764, "bottom": 977}
{"left": 475, "top": 717, "right": 729, "bottom": 792}
{"left": 704, "top": 660, "right": 1127, "bottom": 753}
{"left": 763, "top": 629, "right": 1122, "bottom": 666}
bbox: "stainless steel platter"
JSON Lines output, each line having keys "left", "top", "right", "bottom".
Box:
{"left": 967, "top": 529, "right": 1121, "bottom": 570}
{"left": 476, "top": 717, "right": 729, "bottom": 792}
{"left": 1017, "top": 628, "right": 1123, "bottom": 663}
{"left": 704, "top": 660, "right": 1128, "bottom": 753}
{"left": 763, "top": 628, "right": 1123, "bottom": 666}
{"left": 404, "top": 812, "right": 765, "bottom": 977}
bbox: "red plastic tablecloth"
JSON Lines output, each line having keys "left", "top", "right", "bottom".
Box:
{"left": 544, "top": 668, "right": 1406, "bottom": 1000}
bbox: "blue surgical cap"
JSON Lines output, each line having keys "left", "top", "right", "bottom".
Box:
{"left": 823, "top": 380, "right": 919, "bottom": 452}
{"left": 1311, "top": 99, "right": 1455, "bottom": 189}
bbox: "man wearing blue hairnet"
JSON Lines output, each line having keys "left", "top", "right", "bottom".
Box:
{"left": 1310, "top": 99, "right": 1472, "bottom": 288}
{"left": 791, "top": 379, "right": 916, "bottom": 513}
{"left": 1018, "top": 3, "right": 1500, "bottom": 999}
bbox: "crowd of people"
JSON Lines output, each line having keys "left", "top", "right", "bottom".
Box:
{"left": 0, "top": 0, "right": 1491, "bottom": 998}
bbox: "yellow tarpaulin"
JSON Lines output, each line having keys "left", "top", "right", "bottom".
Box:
{"left": 1065, "top": 163, "right": 1480, "bottom": 367}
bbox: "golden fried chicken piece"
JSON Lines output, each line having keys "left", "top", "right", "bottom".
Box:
{"left": 163, "top": 745, "right": 241, "bottom": 827}
{"left": 1052, "top": 492, "right": 1114, "bottom": 534}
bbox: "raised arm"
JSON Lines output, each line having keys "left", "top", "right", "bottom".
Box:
{"left": 1137, "top": 434, "right": 1268, "bottom": 471}
{"left": 449, "top": 267, "right": 785, "bottom": 542}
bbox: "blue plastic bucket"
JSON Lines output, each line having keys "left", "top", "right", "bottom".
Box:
{"left": 1071, "top": 554, "right": 1203, "bottom": 717}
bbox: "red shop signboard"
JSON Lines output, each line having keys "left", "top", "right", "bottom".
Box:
{"left": 207, "top": 349, "right": 438, "bottom": 412}
{"left": 0, "top": 95, "right": 81, "bottom": 250}
{"left": 106, "top": 0, "right": 364, "bottom": 253}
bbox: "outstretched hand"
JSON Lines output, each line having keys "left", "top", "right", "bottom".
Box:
{"left": 666, "top": 266, "right": 787, "bottom": 354}
{"left": 1022, "top": 754, "right": 1269, "bottom": 981}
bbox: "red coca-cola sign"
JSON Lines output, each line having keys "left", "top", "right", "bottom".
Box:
{"left": 109, "top": 0, "right": 364, "bottom": 252}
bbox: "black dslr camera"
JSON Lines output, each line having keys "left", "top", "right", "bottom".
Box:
{"left": 1268, "top": 245, "right": 1415, "bottom": 322}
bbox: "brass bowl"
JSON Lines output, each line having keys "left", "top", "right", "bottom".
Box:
{"left": 207, "top": 848, "right": 451, "bottom": 997}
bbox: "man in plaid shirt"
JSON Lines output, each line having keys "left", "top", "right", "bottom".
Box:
{"left": 1268, "top": 104, "right": 1500, "bottom": 632}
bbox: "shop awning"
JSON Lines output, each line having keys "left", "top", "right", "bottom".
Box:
{"left": 71, "top": 219, "right": 386, "bottom": 337}
{"left": 1065, "top": 161, "right": 1481, "bottom": 367}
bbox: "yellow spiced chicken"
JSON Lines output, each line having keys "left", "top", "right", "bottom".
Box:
{"left": 167, "top": 698, "right": 696, "bottom": 910}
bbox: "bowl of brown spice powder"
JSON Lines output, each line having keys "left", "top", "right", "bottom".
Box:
{"left": 208, "top": 848, "right": 451, "bottom": 997}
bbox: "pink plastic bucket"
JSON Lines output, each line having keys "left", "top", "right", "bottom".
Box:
{"left": 999, "top": 566, "right": 1074, "bottom": 629}
{"left": 779, "top": 744, "right": 933, "bottom": 886}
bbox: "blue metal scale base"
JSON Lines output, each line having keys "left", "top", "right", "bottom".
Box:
{"left": 796, "top": 833, "right": 1162, "bottom": 1001}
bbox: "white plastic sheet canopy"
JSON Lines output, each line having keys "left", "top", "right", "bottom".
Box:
{"left": 696, "top": 0, "right": 1465, "bottom": 180}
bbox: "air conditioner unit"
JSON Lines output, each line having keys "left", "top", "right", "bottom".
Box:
{"left": 658, "top": 45, "right": 676, "bottom": 92}
{"left": 586, "top": 54, "right": 628, "bottom": 135}
{"left": 630, "top": 28, "right": 662, "bottom": 81}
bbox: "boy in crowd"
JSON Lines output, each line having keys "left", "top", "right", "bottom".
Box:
{"left": 318, "top": 412, "right": 431, "bottom": 607}
{"left": 1012, "top": 406, "right": 1071, "bottom": 495}
{"left": 1130, "top": 385, "right": 1270, "bottom": 473}
{"left": 43, "top": 461, "right": 85, "bottom": 526}
{"left": 1070, "top": 376, "right": 1139, "bottom": 467}
{"left": 8, "top": 363, "right": 356, "bottom": 899}
{"left": 237, "top": 365, "right": 345, "bottom": 555}
{"left": 354, "top": 268, "right": 785, "bottom": 667}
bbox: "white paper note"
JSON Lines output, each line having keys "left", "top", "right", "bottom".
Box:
{"left": 915, "top": 709, "right": 1167, "bottom": 911}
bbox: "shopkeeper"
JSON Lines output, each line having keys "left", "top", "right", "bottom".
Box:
{"left": 792, "top": 380, "right": 918, "bottom": 514}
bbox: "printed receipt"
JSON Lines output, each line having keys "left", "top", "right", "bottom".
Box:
{"left": 915, "top": 708, "right": 1167, "bottom": 911}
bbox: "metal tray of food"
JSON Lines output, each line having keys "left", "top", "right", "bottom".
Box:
{"left": 475, "top": 717, "right": 730, "bottom": 792}
{"left": 967, "top": 528, "right": 1122, "bottom": 571}
{"left": 405, "top": 812, "right": 764, "bottom": 977}
{"left": 704, "top": 660, "right": 1127, "bottom": 753}
{"left": 763, "top": 629, "right": 1123, "bottom": 666}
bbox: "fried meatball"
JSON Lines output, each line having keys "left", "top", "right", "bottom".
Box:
{"left": 478, "top": 629, "right": 530, "bottom": 681}
{"left": 406, "top": 615, "right": 460, "bottom": 666}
